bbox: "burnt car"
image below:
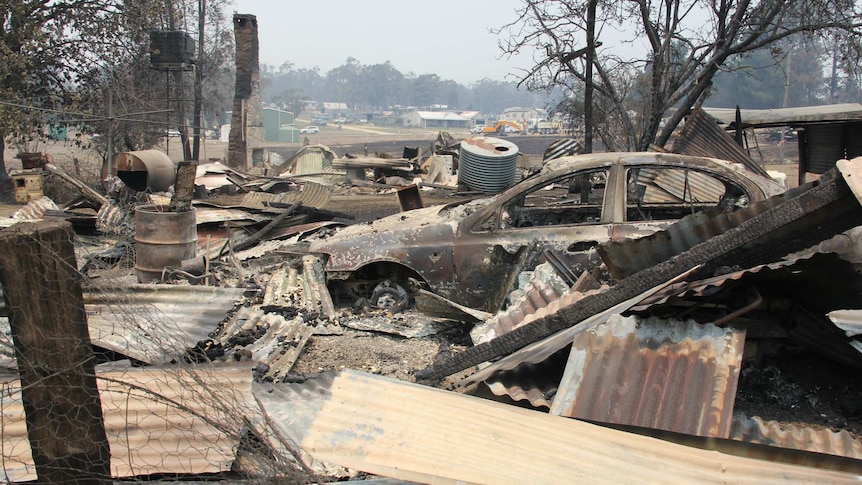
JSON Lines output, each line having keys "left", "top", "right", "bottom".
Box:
{"left": 309, "top": 152, "right": 786, "bottom": 313}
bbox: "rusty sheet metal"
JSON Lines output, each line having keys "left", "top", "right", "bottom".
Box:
{"left": 213, "top": 307, "right": 315, "bottom": 379}
{"left": 238, "top": 182, "right": 332, "bottom": 211}
{"left": 0, "top": 363, "right": 252, "bottom": 481}
{"left": 731, "top": 414, "right": 862, "bottom": 461}
{"left": 598, "top": 180, "right": 814, "bottom": 280}
{"left": 471, "top": 262, "right": 571, "bottom": 345}
{"left": 454, "top": 266, "right": 701, "bottom": 390}
{"left": 631, "top": 257, "right": 804, "bottom": 310}
{"left": 549, "top": 315, "right": 745, "bottom": 438}
{"left": 279, "top": 144, "right": 337, "bottom": 176}
{"left": 84, "top": 284, "right": 247, "bottom": 364}
{"left": 483, "top": 358, "right": 566, "bottom": 408}
{"left": 635, "top": 166, "right": 729, "bottom": 204}
{"left": 673, "top": 108, "right": 771, "bottom": 177}
{"left": 254, "top": 369, "right": 859, "bottom": 484}
{"left": 95, "top": 202, "right": 134, "bottom": 237}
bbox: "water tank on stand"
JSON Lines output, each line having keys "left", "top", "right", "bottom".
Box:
{"left": 458, "top": 136, "right": 519, "bottom": 193}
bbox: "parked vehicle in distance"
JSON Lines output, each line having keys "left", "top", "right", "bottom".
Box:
{"left": 470, "top": 125, "right": 485, "bottom": 134}
{"left": 309, "top": 152, "right": 786, "bottom": 312}
{"left": 300, "top": 125, "right": 320, "bottom": 134}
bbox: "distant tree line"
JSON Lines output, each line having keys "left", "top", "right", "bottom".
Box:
{"left": 260, "top": 57, "right": 559, "bottom": 116}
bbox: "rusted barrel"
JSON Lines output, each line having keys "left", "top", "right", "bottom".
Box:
{"left": 134, "top": 204, "right": 197, "bottom": 283}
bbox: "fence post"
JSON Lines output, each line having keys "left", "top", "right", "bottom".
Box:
{"left": 0, "top": 221, "right": 111, "bottom": 483}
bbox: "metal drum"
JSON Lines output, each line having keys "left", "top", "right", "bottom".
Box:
{"left": 134, "top": 204, "right": 197, "bottom": 283}
{"left": 458, "top": 136, "right": 519, "bottom": 193}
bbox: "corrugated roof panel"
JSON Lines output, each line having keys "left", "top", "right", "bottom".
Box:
{"left": 454, "top": 266, "right": 700, "bottom": 390}
{"left": 213, "top": 307, "right": 315, "bottom": 379}
{"left": 255, "top": 369, "right": 859, "bottom": 484}
{"left": 550, "top": 315, "right": 745, "bottom": 438}
{"left": 0, "top": 363, "right": 253, "bottom": 481}
{"left": 471, "top": 263, "right": 571, "bottom": 345}
{"left": 598, "top": 181, "right": 813, "bottom": 280}
{"left": 672, "top": 108, "right": 771, "bottom": 177}
{"left": 731, "top": 414, "right": 862, "bottom": 460}
{"left": 84, "top": 285, "right": 247, "bottom": 364}
{"left": 704, "top": 104, "right": 862, "bottom": 128}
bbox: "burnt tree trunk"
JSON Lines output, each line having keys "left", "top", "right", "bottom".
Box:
{"left": 0, "top": 221, "right": 111, "bottom": 484}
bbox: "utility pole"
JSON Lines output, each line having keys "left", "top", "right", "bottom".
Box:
{"left": 584, "top": 0, "right": 597, "bottom": 153}
{"left": 192, "top": 0, "right": 205, "bottom": 161}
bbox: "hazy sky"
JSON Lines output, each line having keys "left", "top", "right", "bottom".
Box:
{"left": 231, "top": 0, "right": 536, "bottom": 85}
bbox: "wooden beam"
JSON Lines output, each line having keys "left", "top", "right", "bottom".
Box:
{"left": 0, "top": 221, "right": 110, "bottom": 483}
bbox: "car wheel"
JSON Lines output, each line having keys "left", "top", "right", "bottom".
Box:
{"left": 369, "top": 279, "right": 412, "bottom": 311}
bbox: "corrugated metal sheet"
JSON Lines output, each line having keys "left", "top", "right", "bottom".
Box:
{"left": 194, "top": 206, "right": 266, "bottom": 224}
{"left": 254, "top": 369, "right": 859, "bottom": 484}
{"left": 634, "top": 166, "right": 729, "bottom": 204}
{"left": 281, "top": 145, "right": 336, "bottom": 176}
{"left": 673, "top": 108, "right": 771, "bottom": 177}
{"left": 0, "top": 363, "right": 253, "bottom": 481}
{"left": 704, "top": 104, "right": 862, "bottom": 128}
{"left": 632, "top": 257, "right": 804, "bottom": 310}
{"left": 731, "top": 414, "right": 862, "bottom": 461}
{"left": 11, "top": 196, "right": 57, "bottom": 220}
{"left": 805, "top": 124, "right": 847, "bottom": 174}
{"left": 238, "top": 183, "right": 332, "bottom": 211}
{"left": 84, "top": 284, "right": 247, "bottom": 364}
{"left": 483, "top": 358, "right": 567, "bottom": 408}
{"left": 212, "top": 307, "right": 315, "bottom": 379}
{"left": 471, "top": 262, "right": 571, "bottom": 345}
{"left": 598, "top": 181, "right": 814, "bottom": 280}
{"left": 454, "top": 266, "right": 700, "bottom": 390}
{"left": 549, "top": 315, "right": 745, "bottom": 438}
{"left": 455, "top": 267, "right": 699, "bottom": 387}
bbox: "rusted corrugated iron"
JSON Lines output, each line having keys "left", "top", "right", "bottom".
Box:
{"left": 0, "top": 363, "right": 252, "bottom": 481}
{"left": 596, "top": 176, "right": 848, "bottom": 281}
{"left": 254, "top": 369, "right": 860, "bottom": 484}
{"left": 470, "top": 262, "right": 571, "bottom": 345}
{"left": 673, "top": 107, "right": 771, "bottom": 177}
{"left": 632, "top": 257, "right": 804, "bottom": 310}
{"left": 279, "top": 144, "right": 337, "bottom": 176}
{"left": 549, "top": 315, "right": 745, "bottom": 438}
{"left": 454, "top": 267, "right": 700, "bottom": 390}
{"left": 84, "top": 284, "right": 247, "bottom": 364}
{"left": 731, "top": 414, "right": 862, "bottom": 461}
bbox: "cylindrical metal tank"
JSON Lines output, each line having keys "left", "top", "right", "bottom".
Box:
{"left": 458, "top": 136, "right": 519, "bottom": 193}
{"left": 134, "top": 204, "right": 197, "bottom": 283}
{"left": 105, "top": 150, "right": 176, "bottom": 192}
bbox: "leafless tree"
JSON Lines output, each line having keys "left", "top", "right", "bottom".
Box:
{"left": 499, "top": 0, "right": 862, "bottom": 150}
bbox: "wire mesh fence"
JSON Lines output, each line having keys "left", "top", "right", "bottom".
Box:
{"left": 0, "top": 220, "right": 317, "bottom": 483}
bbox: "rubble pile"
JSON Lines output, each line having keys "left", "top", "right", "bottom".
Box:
{"left": 2, "top": 133, "right": 862, "bottom": 483}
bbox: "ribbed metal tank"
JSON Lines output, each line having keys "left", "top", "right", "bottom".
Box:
{"left": 458, "top": 136, "right": 519, "bottom": 193}
{"left": 134, "top": 204, "right": 197, "bottom": 283}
